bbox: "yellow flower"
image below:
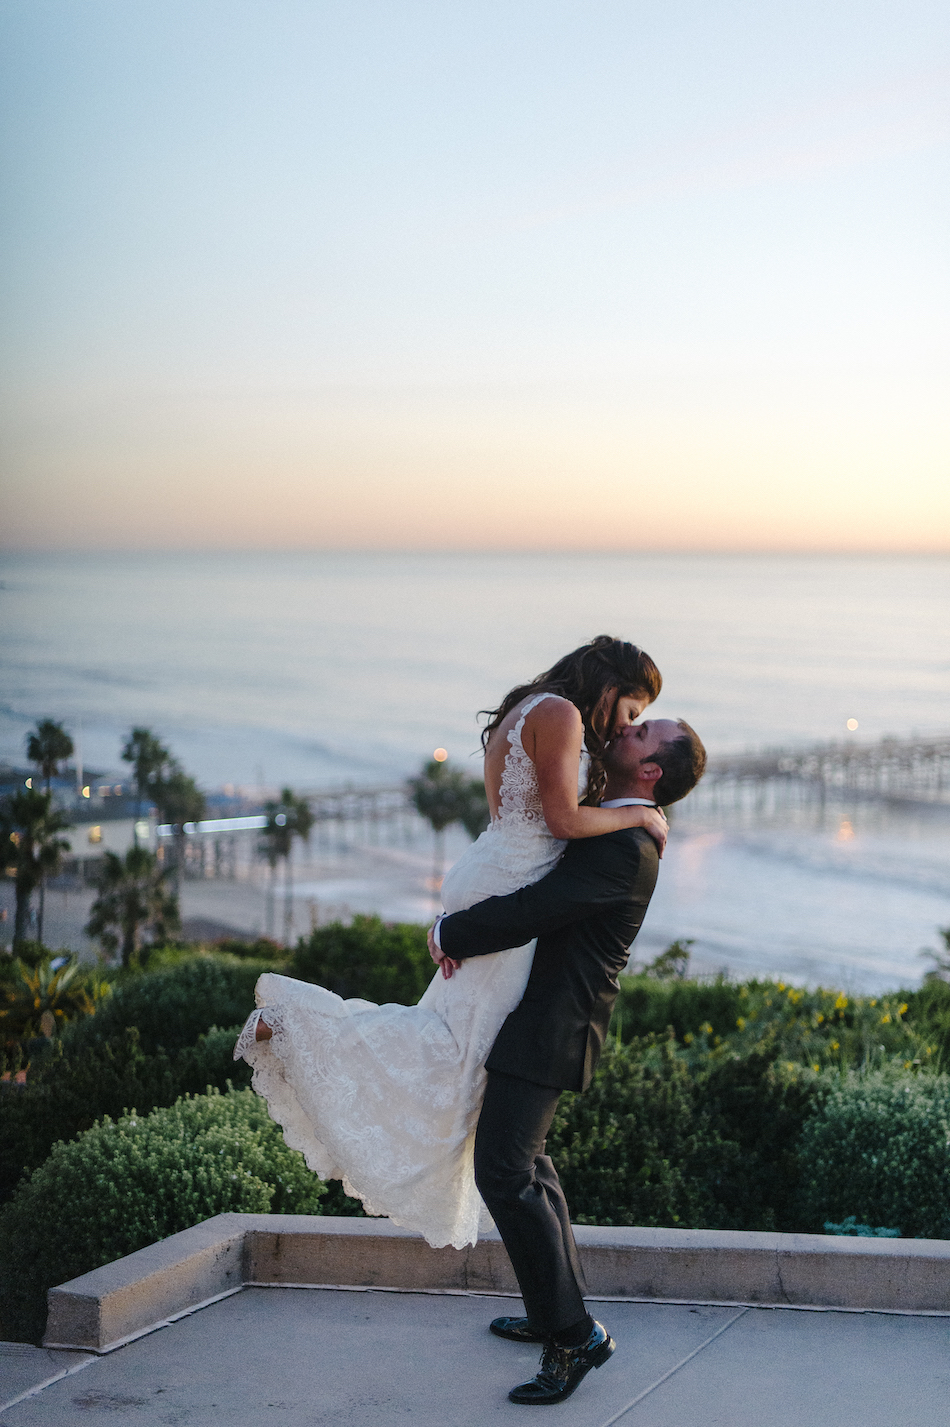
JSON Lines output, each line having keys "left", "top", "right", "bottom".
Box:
{"left": 898, "top": 1003, "right": 908, "bottom": 1017}
{"left": 812, "top": 1062, "right": 820, "bottom": 1072}
{"left": 816, "top": 1013, "right": 824, "bottom": 1024}
{"left": 777, "top": 982, "right": 786, "bottom": 992}
{"left": 736, "top": 1017, "right": 746, "bottom": 1030}
{"left": 834, "top": 993, "right": 848, "bottom": 1011}
{"left": 880, "top": 1013, "right": 891, "bottom": 1024}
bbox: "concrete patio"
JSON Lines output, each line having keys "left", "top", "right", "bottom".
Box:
{"left": 4, "top": 1286, "right": 950, "bottom": 1425}
{"left": 3, "top": 1216, "right": 950, "bottom": 1425}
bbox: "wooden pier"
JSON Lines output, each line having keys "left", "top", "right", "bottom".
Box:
{"left": 697, "top": 732, "right": 950, "bottom": 810}
{"left": 165, "top": 731, "right": 950, "bottom": 882}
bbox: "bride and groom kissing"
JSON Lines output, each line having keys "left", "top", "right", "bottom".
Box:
{"left": 236, "top": 635, "right": 706, "bottom": 1408}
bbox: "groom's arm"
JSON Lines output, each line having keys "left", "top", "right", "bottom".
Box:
{"left": 437, "top": 831, "right": 646, "bottom": 960}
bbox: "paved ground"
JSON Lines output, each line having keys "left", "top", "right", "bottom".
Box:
{"left": 3, "top": 1287, "right": 949, "bottom": 1425}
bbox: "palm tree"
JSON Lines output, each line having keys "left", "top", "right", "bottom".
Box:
{"left": 259, "top": 789, "right": 314, "bottom": 945}
{"left": 0, "top": 789, "right": 72, "bottom": 951}
{"left": 25, "top": 720, "right": 74, "bottom": 943}
{"left": 459, "top": 777, "right": 491, "bottom": 840}
{"left": 409, "top": 758, "right": 472, "bottom": 898}
{"left": 921, "top": 927, "right": 950, "bottom": 982}
{"left": 150, "top": 766, "right": 206, "bottom": 891}
{"left": 27, "top": 720, "right": 74, "bottom": 794}
{"left": 121, "top": 727, "right": 173, "bottom": 842}
{"left": 85, "top": 846, "right": 180, "bottom": 966}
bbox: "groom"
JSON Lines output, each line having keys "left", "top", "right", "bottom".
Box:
{"left": 428, "top": 716, "right": 706, "bottom": 1406}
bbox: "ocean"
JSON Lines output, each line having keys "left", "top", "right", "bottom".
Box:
{"left": 2, "top": 550, "right": 948, "bottom": 990}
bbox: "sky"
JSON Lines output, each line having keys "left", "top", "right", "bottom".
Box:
{"left": 1, "top": 0, "right": 948, "bottom": 552}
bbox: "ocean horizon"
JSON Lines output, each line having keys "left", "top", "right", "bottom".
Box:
{"left": 2, "top": 549, "right": 948, "bottom": 992}
{"left": 2, "top": 549, "right": 947, "bottom": 786}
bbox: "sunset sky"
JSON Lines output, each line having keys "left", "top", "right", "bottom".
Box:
{"left": 2, "top": 1, "right": 948, "bottom": 551}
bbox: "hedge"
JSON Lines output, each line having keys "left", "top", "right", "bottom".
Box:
{"left": 0, "top": 1087, "right": 326, "bottom": 1344}
{"left": 0, "top": 1024, "right": 251, "bottom": 1204}
{"left": 615, "top": 975, "right": 929, "bottom": 1072}
{"left": 797, "top": 1070, "right": 950, "bottom": 1238}
{"left": 548, "top": 1035, "right": 717, "bottom": 1229}
{"left": 290, "top": 915, "right": 433, "bottom": 1005}
{"left": 612, "top": 976, "right": 744, "bottom": 1044}
{"left": 61, "top": 955, "right": 271, "bottom": 1057}
{"left": 548, "top": 1033, "right": 824, "bottom": 1232}
{"left": 901, "top": 977, "right": 950, "bottom": 1072}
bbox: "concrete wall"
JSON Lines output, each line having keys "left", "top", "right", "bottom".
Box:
{"left": 45, "top": 1215, "right": 950, "bottom": 1353}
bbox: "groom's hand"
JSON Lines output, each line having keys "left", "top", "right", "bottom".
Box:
{"left": 427, "top": 924, "right": 461, "bottom": 979}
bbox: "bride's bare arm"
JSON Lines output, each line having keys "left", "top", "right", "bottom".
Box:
{"left": 526, "top": 698, "right": 667, "bottom": 851}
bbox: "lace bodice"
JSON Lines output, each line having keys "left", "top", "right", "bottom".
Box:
{"left": 496, "top": 691, "right": 563, "bottom": 827}
{"left": 440, "top": 691, "right": 569, "bottom": 912}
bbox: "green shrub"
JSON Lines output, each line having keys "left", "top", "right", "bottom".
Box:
{"left": 616, "top": 975, "right": 928, "bottom": 1074}
{"left": 613, "top": 975, "right": 743, "bottom": 1044}
{"left": 901, "top": 977, "right": 950, "bottom": 1072}
{"left": 291, "top": 915, "right": 433, "bottom": 1005}
{"left": 318, "top": 1180, "right": 368, "bottom": 1217}
{"left": 208, "top": 937, "right": 286, "bottom": 962}
{"left": 717, "top": 983, "right": 927, "bottom": 1072}
{"left": 0, "top": 945, "right": 109, "bottom": 1049}
{"left": 63, "top": 954, "right": 270, "bottom": 1057}
{"left": 690, "top": 1047, "right": 822, "bottom": 1230}
{"left": 172, "top": 1024, "right": 252, "bottom": 1095}
{"left": 139, "top": 938, "right": 288, "bottom": 969}
{"left": 0, "top": 1025, "right": 250, "bottom": 1204}
{"left": 548, "top": 1033, "right": 824, "bottom": 1233}
{"left": 797, "top": 1070, "right": 950, "bottom": 1238}
{"left": 548, "top": 1036, "right": 721, "bottom": 1229}
{"left": 0, "top": 1087, "right": 326, "bottom": 1344}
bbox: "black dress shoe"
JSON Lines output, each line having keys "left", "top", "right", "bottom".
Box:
{"left": 508, "top": 1320, "right": 615, "bottom": 1406}
{"left": 489, "top": 1316, "right": 546, "bottom": 1343}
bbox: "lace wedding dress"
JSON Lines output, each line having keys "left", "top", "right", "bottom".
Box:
{"left": 233, "top": 692, "right": 570, "bottom": 1250}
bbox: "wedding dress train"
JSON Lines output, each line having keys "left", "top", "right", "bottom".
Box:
{"left": 234, "top": 693, "right": 569, "bottom": 1249}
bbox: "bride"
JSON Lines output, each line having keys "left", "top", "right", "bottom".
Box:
{"left": 234, "top": 635, "right": 668, "bottom": 1249}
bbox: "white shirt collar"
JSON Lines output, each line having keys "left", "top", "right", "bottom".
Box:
{"left": 601, "top": 797, "right": 657, "bottom": 808}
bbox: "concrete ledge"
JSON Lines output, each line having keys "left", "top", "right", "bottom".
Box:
{"left": 244, "top": 1216, "right": 521, "bottom": 1296}
{"left": 571, "top": 1225, "right": 950, "bottom": 1313}
{"left": 45, "top": 1215, "right": 950, "bottom": 1351}
{"left": 45, "top": 1214, "right": 247, "bottom": 1351}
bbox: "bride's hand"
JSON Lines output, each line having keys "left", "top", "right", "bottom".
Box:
{"left": 624, "top": 805, "right": 669, "bottom": 857}
{"left": 427, "top": 925, "right": 462, "bottom": 978}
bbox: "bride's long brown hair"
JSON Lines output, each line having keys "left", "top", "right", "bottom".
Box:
{"left": 480, "top": 635, "right": 663, "bottom": 805}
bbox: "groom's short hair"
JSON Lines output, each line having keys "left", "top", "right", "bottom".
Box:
{"left": 652, "top": 721, "right": 706, "bottom": 806}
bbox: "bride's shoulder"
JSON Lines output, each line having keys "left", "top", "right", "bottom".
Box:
{"left": 522, "top": 691, "right": 580, "bottom": 720}
{"left": 520, "top": 693, "right": 583, "bottom": 741}
{"left": 487, "top": 691, "right": 581, "bottom": 756}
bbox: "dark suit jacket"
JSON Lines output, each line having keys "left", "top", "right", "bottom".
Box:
{"left": 438, "top": 827, "right": 658, "bottom": 1093}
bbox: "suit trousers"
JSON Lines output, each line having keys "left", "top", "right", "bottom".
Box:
{"left": 474, "top": 1069, "right": 588, "bottom": 1337}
